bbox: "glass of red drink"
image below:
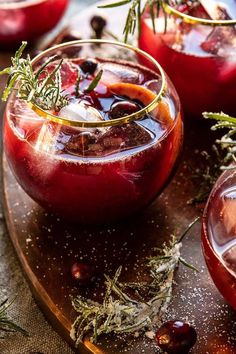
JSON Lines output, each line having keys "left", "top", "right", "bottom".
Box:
{"left": 0, "top": 0, "right": 69, "bottom": 48}
{"left": 202, "top": 168, "right": 236, "bottom": 309}
{"left": 3, "top": 40, "right": 183, "bottom": 223}
{"left": 139, "top": 1, "right": 236, "bottom": 117}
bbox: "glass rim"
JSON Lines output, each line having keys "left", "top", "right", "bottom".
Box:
{"left": 29, "top": 39, "right": 167, "bottom": 128}
{"left": 202, "top": 168, "right": 236, "bottom": 277}
{"left": 164, "top": 3, "right": 236, "bottom": 26}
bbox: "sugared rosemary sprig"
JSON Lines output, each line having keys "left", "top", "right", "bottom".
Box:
{"left": 0, "top": 42, "right": 68, "bottom": 111}
{"left": 0, "top": 297, "right": 28, "bottom": 337}
{"left": 203, "top": 112, "right": 236, "bottom": 169}
{"left": 99, "top": 0, "right": 168, "bottom": 42}
{"left": 98, "top": 0, "right": 199, "bottom": 42}
{"left": 188, "top": 145, "right": 224, "bottom": 205}
{"left": 70, "top": 218, "right": 198, "bottom": 346}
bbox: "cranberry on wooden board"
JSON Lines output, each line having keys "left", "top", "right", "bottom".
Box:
{"left": 71, "top": 262, "right": 95, "bottom": 284}
{"left": 155, "top": 320, "right": 197, "bottom": 354}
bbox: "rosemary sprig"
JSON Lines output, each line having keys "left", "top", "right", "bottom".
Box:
{"left": 190, "top": 110, "right": 236, "bottom": 204}
{"left": 203, "top": 112, "right": 236, "bottom": 169}
{"left": 0, "top": 297, "right": 28, "bottom": 337}
{"left": 99, "top": 1, "right": 202, "bottom": 42}
{"left": 70, "top": 219, "right": 198, "bottom": 346}
{"left": 99, "top": 0, "right": 168, "bottom": 42}
{"left": 0, "top": 42, "right": 68, "bottom": 111}
{"left": 75, "top": 69, "right": 103, "bottom": 98}
{"left": 84, "top": 70, "right": 103, "bottom": 94}
{"left": 188, "top": 146, "right": 224, "bottom": 205}
{"left": 75, "top": 70, "right": 81, "bottom": 99}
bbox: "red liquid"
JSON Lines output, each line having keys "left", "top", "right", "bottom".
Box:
{"left": 202, "top": 169, "right": 236, "bottom": 309}
{"left": 4, "top": 58, "right": 183, "bottom": 223}
{"left": 0, "top": 0, "right": 68, "bottom": 47}
{"left": 139, "top": 2, "right": 236, "bottom": 117}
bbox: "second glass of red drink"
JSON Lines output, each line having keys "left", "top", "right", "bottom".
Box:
{"left": 139, "top": 0, "right": 236, "bottom": 117}
{"left": 0, "top": 0, "right": 69, "bottom": 48}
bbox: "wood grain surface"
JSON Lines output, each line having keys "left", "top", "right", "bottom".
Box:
{"left": 1, "top": 2, "right": 236, "bottom": 353}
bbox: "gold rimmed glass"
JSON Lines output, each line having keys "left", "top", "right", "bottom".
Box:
{"left": 139, "top": 1, "right": 236, "bottom": 117}
{"left": 29, "top": 39, "right": 167, "bottom": 128}
{"left": 164, "top": 2, "right": 236, "bottom": 26}
{"left": 4, "top": 39, "right": 183, "bottom": 223}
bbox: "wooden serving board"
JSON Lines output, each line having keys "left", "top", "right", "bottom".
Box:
{"left": 2, "top": 2, "right": 236, "bottom": 353}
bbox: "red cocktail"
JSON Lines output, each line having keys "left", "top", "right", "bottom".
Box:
{"left": 3, "top": 40, "right": 183, "bottom": 223}
{"left": 0, "top": 0, "right": 68, "bottom": 48}
{"left": 139, "top": 1, "right": 236, "bottom": 117}
{"left": 202, "top": 169, "right": 236, "bottom": 309}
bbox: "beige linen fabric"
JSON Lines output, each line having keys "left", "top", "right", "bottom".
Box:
{"left": 0, "top": 1, "right": 97, "bottom": 353}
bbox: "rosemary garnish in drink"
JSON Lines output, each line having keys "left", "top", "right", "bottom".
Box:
{"left": 70, "top": 218, "right": 199, "bottom": 346}
{"left": 75, "top": 69, "right": 104, "bottom": 98}
{"left": 0, "top": 297, "right": 28, "bottom": 337}
{"left": 203, "top": 112, "right": 236, "bottom": 169}
{"left": 99, "top": 0, "right": 166, "bottom": 42}
{"left": 0, "top": 42, "right": 68, "bottom": 111}
{"left": 0, "top": 43, "right": 104, "bottom": 112}
{"left": 84, "top": 70, "right": 104, "bottom": 94}
{"left": 98, "top": 1, "right": 199, "bottom": 42}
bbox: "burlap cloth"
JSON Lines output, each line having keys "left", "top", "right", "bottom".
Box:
{"left": 0, "top": 1, "right": 97, "bottom": 353}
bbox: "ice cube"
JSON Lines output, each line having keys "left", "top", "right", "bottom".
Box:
{"left": 221, "top": 187, "right": 236, "bottom": 235}
{"left": 201, "top": 26, "right": 236, "bottom": 55}
{"left": 59, "top": 102, "right": 103, "bottom": 122}
{"left": 200, "top": 0, "right": 236, "bottom": 20}
{"left": 10, "top": 99, "right": 44, "bottom": 139}
{"left": 100, "top": 62, "right": 143, "bottom": 85}
{"left": 38, "top": 60, "right": 78, "bottom": 89}
{"left": 200, "top": 1, "right": 236, "bottom": 55}
{"left": 222, "top": 245, "right": 236, "bottom": 273}
{"left": 144, "top": 80, "right": 162, "bottom": 95}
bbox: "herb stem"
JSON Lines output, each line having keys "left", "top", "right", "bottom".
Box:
{"left": 177, "top": 217, "right": 200, "bottom": 244}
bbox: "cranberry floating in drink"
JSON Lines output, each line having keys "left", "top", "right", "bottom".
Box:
{"left": 3, "top": 40, "right": 183, "bottom": 223}
{"left": 0, "top": 0, "right": 68, "bottom": 48}
{"left": 139, "top": 0, "right": 236, "bottom": 117}
{"left": 202, "top": 169, "right": 236, "bottom": 309}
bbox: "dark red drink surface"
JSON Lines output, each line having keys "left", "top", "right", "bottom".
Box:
{"left": 4, "top": 58, "right": 183, "bottom": 223}
{"left": 0, "top": 0, "right": 68, "bottom": 48}
{"left": 202, "top": 169, "right": 236, "bottom": 309}
{"left": 139, "top": 2, "right": 236, "bottom": 117}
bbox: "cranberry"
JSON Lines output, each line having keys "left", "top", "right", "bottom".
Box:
{"left": 71, "top": 262, "right": 95, "bottom": 284}
{"left": 155, "top": 320, "right": 197, "bottom": 354}
{"left": 90, "top": 15, "right": 107, "bottom": 38}
{"left": 109, "top": 101, "right": 140, "bottom": 119}
{"left": 80, "top": 59, "right": 98, "bottom": 75}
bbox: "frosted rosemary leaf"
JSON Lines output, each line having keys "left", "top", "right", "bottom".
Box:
{"left": 203, "top": 112, "right": 236, "bottom": 169}
{"left": 70, "top": 218, "right": 198, "bottom": 346}
{"left": 0, "top": 297, "right": 28, "bottom": 336}
{"left": 0, "top": 42, "right": 68, "bottom": 111}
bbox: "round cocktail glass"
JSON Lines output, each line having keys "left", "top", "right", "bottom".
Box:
{"left": 139, "top": 1, "right": 236, "bottom": 117}
{"left": 4, "top": 40, "right": 183, "bottom": 223}
{"left": 202, "top": 168, "right": 236, "bottom": 309}
{"left": 0, "top": 0, "right": 69, "bottom": 48}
